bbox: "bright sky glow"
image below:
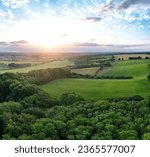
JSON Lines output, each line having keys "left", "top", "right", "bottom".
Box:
{"left": 0, "top": 0, "right": 150, "bottom": 52}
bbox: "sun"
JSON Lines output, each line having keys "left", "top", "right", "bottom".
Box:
{"left": 9, "top": 15, "right": 72, "bottom": 49}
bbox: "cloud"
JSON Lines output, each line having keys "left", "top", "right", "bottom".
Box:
{"left": 118, "top": 0, "right": 150, "bottom": 10}
{"left": 7, "top": 10, "right": 15, "bottom": 19}
{"left": 1, "top": 41, "right": 150, "bottom": 53}
{"left": 115, "top": 44, "right": 150, "bottom": 48}
{"left": 73, "top": 42, "right": 150, "bottom": 48}
{"left": 85, "top": 17, "right": 102, "bottom": 22}
{"left": 1, "top": 0, "right": 30, "bottom": 9}
{"left": 63, "top": 42, "right": 150, "bottom": 53}
{"left": 58, "top": 33, "right": 69, "bottom": 37}
{"left": 90, "top": 39, "right": 96, "bottom": 41}
{"left": 0, "top": 41, "right": 8, "bottom": 46}
{"left": 100, "top": 0, "right": 114, "bottom": 13}
{"left": 100, "top": 0, "right": 150, "bottom": 13}
{"left": 0, "top": 40, "right": 29, "bottom": 48}
{"left": 0, "top": 13, "right": 4, "bottom": 17}
{"left": 73, "top": 42, "right": 106, "bottom": 47}
{"left": 10, "top": 40, "right": 28, "bottom": 45}
{"left": 74, "top": 42, "right": 101, "bottom": 47}
{"left": 0, "top": 40, "right": 50, "bottom": 52}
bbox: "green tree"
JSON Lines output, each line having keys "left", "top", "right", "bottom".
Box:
{"left": 0, "top": 101, "right": 22, "bottom": 115}
{"left": 75, "top": 125, "right": 92, "bottom": 140}
{"left": 143, "top": 133, "right": 150, "bottom": 140}
{"left": 119, "top": 130, "right": 138, "bottom": 140}
{"left": 60, "top": 92, "right": 84, "bottom": 106}
{"left": 32, "top": 118, "right": 58, "bottom": 139}
{"left": 147, "top": 74, "right": 150, "bottom": 80}
{"left": 23, "top": 107, "right": 46, "bottom": 118}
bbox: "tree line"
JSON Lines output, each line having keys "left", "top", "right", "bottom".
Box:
{"left": 26, "top": 68, "right": 72, "bottom": 84}
{"left": 72, "top": 73, "right": 133, "bottom": 80}
{"left": 8, "top": 63, "right": 31, "bottom": 69}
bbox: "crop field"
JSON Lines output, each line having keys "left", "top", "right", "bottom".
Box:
{"left": 71, "top": 67, "right": 99, "bottom": 75}
{"left": 40, "top": 57, "right": 150, "bottom": 100}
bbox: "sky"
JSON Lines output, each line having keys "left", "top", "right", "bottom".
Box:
{"left": 0, "top": 0, "right": 150, "bottom": 53}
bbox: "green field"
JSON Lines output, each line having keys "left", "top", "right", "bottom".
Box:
{"left": 40, "top": 78, "right": 150, "bottom": 100}
{"left": 98, "top": 59, "right": 150, "bottom": 79}
{"left": 40, "top": 59, "right": 150, "bottom": 100}
{"left": 0, "top": 60, "right": 73, "bottom": 74}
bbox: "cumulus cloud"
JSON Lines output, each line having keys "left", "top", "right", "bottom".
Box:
{"left": 118, "top": 0, "right": 150, "bottom": 10}
{"left": 1, "top": 0, "right": 30, "bottom": 9}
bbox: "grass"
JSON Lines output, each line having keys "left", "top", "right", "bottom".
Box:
{"left": 71, "top": 67, "right": 99, "bottom": 75}
{"left": 40, "top": 78, "right": 150, "bottom": 100}
{"left": 40, "top": 58, "right": 150, "bottom": 100}
{"left": 98, "top": 59, "right": 150, "bottom": 80}
{"left": 0, "top": 60, "right": 73, "bottom": 74}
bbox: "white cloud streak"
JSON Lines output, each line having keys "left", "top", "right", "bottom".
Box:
{"left": 1, "top": 0, "right": 30, "bottom": 9}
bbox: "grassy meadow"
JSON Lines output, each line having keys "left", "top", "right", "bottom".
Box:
{"left": 40, "top": 57, "right": 150, "bottom": 100}
{"left": 98, "top": 59, "right": 150, "bottom": 79}
{"left": 40, "top": 78, "right": 150, "bottom": 100}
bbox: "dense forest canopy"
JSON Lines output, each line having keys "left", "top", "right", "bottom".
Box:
{"left": 0, "top": 68, "right": 150, "bottom": 140}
